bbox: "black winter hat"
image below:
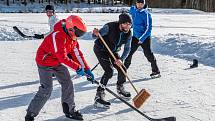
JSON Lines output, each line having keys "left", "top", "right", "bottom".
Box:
{"left": 136, "top": 0, "right": 145, "bottom": 3}
{"left": 45, "top": 5, "right": 55, "bottom": 11}
{"left": 118, "top": 13, "right": 132, "bottom": 24}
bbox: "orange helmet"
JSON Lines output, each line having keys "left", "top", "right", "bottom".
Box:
{"left": 66, "top": 15, "right": 87, "bottom": 37}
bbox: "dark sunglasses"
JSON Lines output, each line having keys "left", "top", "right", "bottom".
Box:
{"left": 73, "top": 26, "right": 86, "bottom": 37}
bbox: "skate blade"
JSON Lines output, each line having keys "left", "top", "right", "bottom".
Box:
{"left": 93, "top": 102, "right": 110, "bottom": 109}
{"left": 118, "top": 94, "right": 131, "bottom": 101}
{"left": 151, "top": 74, "right": 161, "bottom": 79}
{"left": 65, "top": 117, "right": 84, "bottom": 121}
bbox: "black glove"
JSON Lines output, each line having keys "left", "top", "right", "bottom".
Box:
{"left": 34, "top": 34, "right": 44, "bottom": 39}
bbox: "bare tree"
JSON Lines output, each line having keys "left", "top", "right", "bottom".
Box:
{"left": 6, "top": 0, "right": 10, "bottom": 6}
{"left": 123, "top": 0, "right": 134, "bottom": 6}
{"left": 185, "top": 0, "right": 215, "bottom": 12}
{"left": 205, "top": 0, "right": 215, "bottom": 12}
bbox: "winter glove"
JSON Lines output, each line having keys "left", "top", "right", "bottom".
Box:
{"left": 76, "top": 68, "right": 85, "bottom": 76}
{"left": 137, "top": 40, "right": 143, "bottom": 44}
{"left": 114, "top": 59, "right": 123, "bottom": 67}
{"left": 34, "top": 34, "right": 44, "bottom": 39}
{"left": 85, "top": 69, "right": 95, "bottom": 83}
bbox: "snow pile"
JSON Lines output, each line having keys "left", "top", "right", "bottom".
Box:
{"left": 71, "top": 7, "right": 129, "bottom": 13}
{"left": 0, "top": 3, "right": 129, "bottom": 13}
{"left": 1, "top": 2, "right": 210, "bottom": 14}
{"left": 0, "top": 25, "right": 23, "bottom": 41}
{"left": 152, "top": 8, "right": 206, "bottom": 14}
{"left": 152, "top": 34, "right": 215, "bottom": 67}
{"left": 1, "top": 26, "right": 214, "bottom": 67}
{"left": 0, "top": 25, "right": 37, "bottom": 41}
{"left": 0, "top": 3, "right": 44, "bottom": 13}
{"left": 0, "top": 24, "right": 92, "bottom": 41}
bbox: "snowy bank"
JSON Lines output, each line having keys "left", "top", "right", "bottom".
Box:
{"left": 1, "top": 25, "right": 214, "bottom": 68}
{"left": 0, "top": 3, "right": 208, "bottom": 14}
{"left": 0, "top": 3, "right": 129, "bottom": 13}
{"left": 152, "top": 34, "right": 215, "bottom": 67}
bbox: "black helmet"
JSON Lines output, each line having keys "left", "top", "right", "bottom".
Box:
{"left": 45, "top": 5, "right": 55, "bottom": 12}
{"left": 118, "top": 13, "right": 132, "bottom": 24}
{"left": 136, "top": 0, "right": 145, "bottom": 3}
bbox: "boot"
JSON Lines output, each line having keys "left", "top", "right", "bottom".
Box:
{"left": 25, "top": 113, "right": 34, "bottom": 121}
{"left": 190, "top": 59, "right": 198, "bottom": 68}
{"left": 62, "top": 102, "right": 83, "bottom": 120}
{"left": 150, "top": 70, "right": 161, "bottom": 78}
{"left": 65, "top": 110, "right": 83, "bottom": 120}
{"left": 150, "top": 60, "right": 161, "bottom": 78}
{"left": 117, "top": 84, "right": 131, "bottom": 98}
{"left": 94, "top": 86, "right": 110, "bottom": 108}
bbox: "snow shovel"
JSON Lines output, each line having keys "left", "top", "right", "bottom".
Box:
{"left": 98, "top": 33, "right": 150, "bottom": 108}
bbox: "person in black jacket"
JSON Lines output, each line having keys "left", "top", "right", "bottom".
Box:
{"left": 92, "top": 13, "right": 132, "bottom": 108}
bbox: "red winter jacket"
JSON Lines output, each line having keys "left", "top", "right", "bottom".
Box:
{"left": 36, "top": 19, "right": 90, "bottom": 71}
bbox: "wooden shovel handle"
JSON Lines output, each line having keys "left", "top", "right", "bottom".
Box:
{"left": 98, "top": 33, "right": 139, "bottom": 94}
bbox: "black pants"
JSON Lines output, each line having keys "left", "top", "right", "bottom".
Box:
{"left": 94, "top": 44, "right": 126, "bottom": 87}
{"left": 124, "top": 36, "right": 159, "bottom": 72}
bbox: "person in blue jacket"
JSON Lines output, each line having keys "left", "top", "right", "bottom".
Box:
{"left": 124, "top": 0, "right": 160, "bottom": 77}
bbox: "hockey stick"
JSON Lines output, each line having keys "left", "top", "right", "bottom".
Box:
{"left": 71, "top": 63, "right": 100, "bottom": 80}
{"left": 90, "top": 63, "right": 100, "bottom": 72}
{"left": 90, "top": 79, "right": 176, "bottom": 121}
{"left": 52, "top": 63, "right": 99, "bottom": 80}
{"left": 13, "top": 26, "right": 36, "bottom": 38}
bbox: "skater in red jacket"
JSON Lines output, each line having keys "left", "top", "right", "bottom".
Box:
{"left": 25, "top": 15, "right": 94, "bottom": 121}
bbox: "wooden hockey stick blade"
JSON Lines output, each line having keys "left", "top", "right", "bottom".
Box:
{"left": 133, "top": 89, "right": 150, "bottom": 108}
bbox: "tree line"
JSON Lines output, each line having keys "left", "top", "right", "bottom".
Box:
{"left": 184, "top": 0, "right": 215, "bottom": 12}
{"left": 3, "top": 0, "right": 215, "bottom": 12}
{"left": 148, "top": 0, "right": 215, "bottom": 12}
{"left": 3, "top": 0, "right": 134, "bottom": 6}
